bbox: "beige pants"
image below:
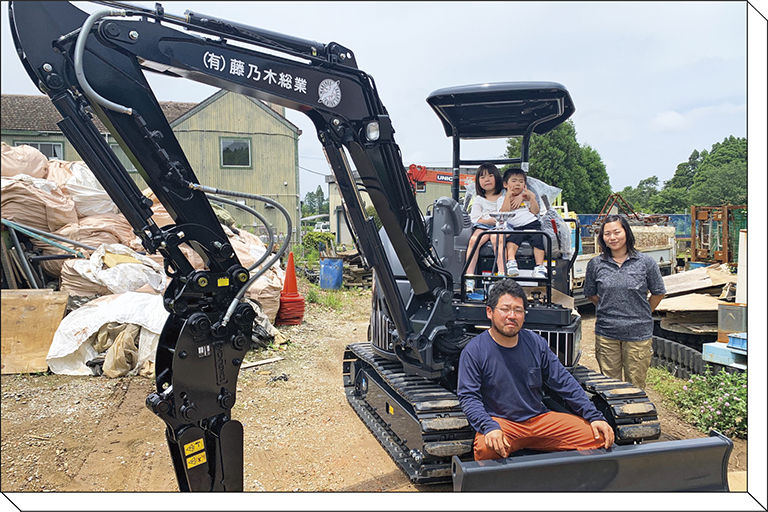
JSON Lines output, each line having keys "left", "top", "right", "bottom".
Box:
{"left": 594, "top": 335, "right": 653, "bottom": 389}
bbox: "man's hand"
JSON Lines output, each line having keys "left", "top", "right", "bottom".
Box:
{"left": 484, "top": 429, "right": 511, "bottom": 458}
{"left": 590, "top": 420, "right": 615, "bottom": 449}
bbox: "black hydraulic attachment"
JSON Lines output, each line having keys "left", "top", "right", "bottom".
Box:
{"left": 452, "top": 431, "right": 732, "bottom": 492}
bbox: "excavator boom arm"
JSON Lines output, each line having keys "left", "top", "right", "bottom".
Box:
{"left": 8, "top": 0, "right": 459, "bottom": 490}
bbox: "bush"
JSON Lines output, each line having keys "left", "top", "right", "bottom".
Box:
{"left": 296, "top": 231, "right": 336, "bottom": 268}
{"left": 649, "top": 367, "right": 747, "bottom": 439}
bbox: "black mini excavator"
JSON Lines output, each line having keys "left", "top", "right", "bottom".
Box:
{"left": 9, "top": 0, "right": 732, "bottom": 492}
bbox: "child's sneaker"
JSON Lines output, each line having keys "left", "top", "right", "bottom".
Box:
{"left": 533, "top": 265, "right": 548, "bottom": 279}
{"left": 505, "top": 260, "right": 519, "bottom": 277}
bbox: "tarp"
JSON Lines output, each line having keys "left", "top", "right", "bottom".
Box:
{"left": 60, "top": 243, "right": 165, "bottom": 296}
{"left": 63, "top": 162, "right": 119, "bottom": 218}
{"left": 47, "top": 292, "right": 169, "bottom": 375}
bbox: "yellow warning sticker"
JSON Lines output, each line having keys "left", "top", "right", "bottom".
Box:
{"left": 387, "top": 403, "right": 394, "bottom": 415}
{"left": 186, "top": 451, "right": 207, "bottom": 469}
{"left": 183, "top": 438, "right": 205, "bottom": 456}
{"left": 218, "top": 277, "right": 230, "bottom": 287}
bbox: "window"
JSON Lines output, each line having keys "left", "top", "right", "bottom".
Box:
{"left": 109, "top": 143, "right": 137, "bottom": 172}
{"left": 220, "top": 137, "right": 251, "bottom": 167}
{"left": 415, "top": 181, "right": 426, "bottom": 193}
{"left": 15, "top": 141, "right": 63, "bottom": 160}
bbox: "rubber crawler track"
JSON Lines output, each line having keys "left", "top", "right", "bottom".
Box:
{"left": 344, "top": 342, "right": 664, "bottom": 484}
{"left": 344, "top": 342, "right": 474, "bottom": 484}
{"left": 651, "top": 335, "right": 705, "bottom": 380}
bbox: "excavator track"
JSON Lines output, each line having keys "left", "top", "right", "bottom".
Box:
{"left": 569, "top": 365, "right": 662, "bottom": 443}
{"left": 344, "top": 342, "right": 662, "bottom": 485}
{"left": 343, "top": 342, "right": 474, "bottom": 484}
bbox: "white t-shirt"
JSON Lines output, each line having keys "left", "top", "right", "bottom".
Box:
{"left": 469, "top": 191, "right": 505, "bottom": 223}
{"left": 504, "top": 200, "right": 538, "bottom": 228}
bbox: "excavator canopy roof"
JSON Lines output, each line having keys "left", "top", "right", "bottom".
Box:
{"left": 426, "top": 82, "right": 574, "bottom": 139}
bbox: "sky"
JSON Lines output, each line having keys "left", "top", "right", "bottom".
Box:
{"left": 0, "top": 1, "right": 751, "bottom": 203}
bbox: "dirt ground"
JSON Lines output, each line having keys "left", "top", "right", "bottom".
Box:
{"left": 0, "top": 285, "right": 746, "bottom": 494}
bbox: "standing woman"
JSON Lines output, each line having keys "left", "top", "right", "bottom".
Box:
{"left": 465, "top": 163, "right": 505, "bottom": 291}
{"left": 584, "top": 215, "right": 666, "bottom": 389}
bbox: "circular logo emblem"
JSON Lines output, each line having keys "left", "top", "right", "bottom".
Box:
{"left": 318, "top": 79, "right": 342, "bottom": 108}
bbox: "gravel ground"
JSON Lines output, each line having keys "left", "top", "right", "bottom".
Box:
{"left": 0, "top": 284, "right": 746, "bottom": 496}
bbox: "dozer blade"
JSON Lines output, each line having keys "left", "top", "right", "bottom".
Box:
{"left": 452, "top": 431, "right": 732, "bottom": 492}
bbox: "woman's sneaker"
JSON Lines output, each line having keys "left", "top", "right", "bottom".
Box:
{"left": 533, "top": 265, "right": 548, "bottom": 279}
{"left": 505, "top": 260, "right": 519, "bottom": 276}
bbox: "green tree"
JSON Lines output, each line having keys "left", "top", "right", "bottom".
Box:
{"left": 302, "top": 190, "right": 317, "bottom": 217}
{"left": 646, "top": 186, "right": 689, "bottom": 213}
{"left": 672, "top": 135, "right": 746, "bottom": 208}
{"left": 315, "top": 185, "right": 329, "bottom": 215}
{"left": 620, "top": 176, "right": 660, "bottom": 212}
{"left": 665, "top": 149, "right": 704, "bottom": 190}
{"left": 505, "top": 120, "right": 611, "bottom": 213}
{"left": 689, "top": 160, "right": 747, "bottom": 206}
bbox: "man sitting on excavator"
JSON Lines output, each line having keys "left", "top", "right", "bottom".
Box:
{"left": 457, "top": 279, "right": 615, "bottom": 460}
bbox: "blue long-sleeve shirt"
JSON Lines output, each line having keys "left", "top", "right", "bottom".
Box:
{"left": 457, "top": 329, "right": 605, "bottom": 435}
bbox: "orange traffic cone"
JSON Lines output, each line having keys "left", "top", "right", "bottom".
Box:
{"left": 275, "top": 251, "right": 305, "bottom": 326}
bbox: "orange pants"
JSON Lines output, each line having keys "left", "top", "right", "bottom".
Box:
{"left": 473, "top": 412, "right": 605, "bottom": 460}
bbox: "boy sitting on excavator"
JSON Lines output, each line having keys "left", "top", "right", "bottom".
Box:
{"left": 492, "top": 168, "right": 548, "bottom": 279}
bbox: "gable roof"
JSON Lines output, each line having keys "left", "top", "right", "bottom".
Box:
{"left": 2, "top": 91, "right": 300, "bottom": 136}
{"left": 1, "top": 94, "right": 197, "bottom": 133}
{"left": 170, "top": 89, "right": 300, "bottom": 135}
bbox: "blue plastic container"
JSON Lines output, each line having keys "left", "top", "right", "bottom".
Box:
{"left": 319, "top": 257, "right": 343, "bottom": 289}
{"left": 727, "top": 332, "right": 747, "bottom": 352}
{"left": 689, "top": 261, "right": 708, "bottom": 270}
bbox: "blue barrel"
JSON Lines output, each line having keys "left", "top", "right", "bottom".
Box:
{"left": 319, "top": 257, "right": 343, "bottom": 289}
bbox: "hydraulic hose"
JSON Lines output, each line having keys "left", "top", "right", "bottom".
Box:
{"left": 188, "top": 182, "right": 292, "bottom": 326}
{"left": 74, "top": 8, "right": 133, "bottom": 115}
{"left": 205, "top": 194, "right": 275, "bottom": 272}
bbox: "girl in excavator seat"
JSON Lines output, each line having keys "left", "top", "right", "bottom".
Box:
{"left": 465, "top": 163, "right": 505, "bottom": 293}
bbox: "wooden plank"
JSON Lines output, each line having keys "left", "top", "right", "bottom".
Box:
{"left": 656, "top": 293, "right": 723, "bottom": 312}
{"left": 240, "top": 356, "right": 284, "bottom": 369}
{"left": 1, "top": 290, "right": 68, "bottom": 374}
{"left": 662, "top": 264, "right": 736, "bottom": 296}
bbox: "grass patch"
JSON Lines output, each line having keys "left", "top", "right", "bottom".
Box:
{"left": 647, "top": 366, "right": 747, "bottom": 439}
{"left": 305, "top": 286, "right": 320, "bottom": 304}
{"left": 304, "top": 284, "right": 346, "bottom": 311}
{"left": 646, "top": 367, "right": 686, "bottom": 399}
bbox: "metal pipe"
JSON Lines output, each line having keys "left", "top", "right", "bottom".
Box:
{"left": 460, "top": 158, "right": 522, "bottom": 166}
{"left": 7, "top": 227, "right": 39, "bottom": 289}
{"left": 1, "top": 219, "right": 95, "bottom": 253}
{"left": 451, "top": 127, "right": 460, "bottom": 202}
